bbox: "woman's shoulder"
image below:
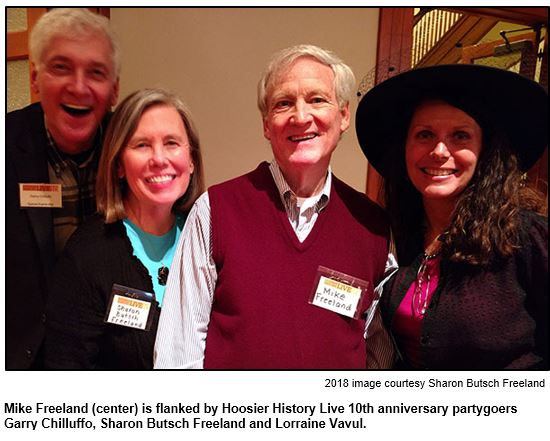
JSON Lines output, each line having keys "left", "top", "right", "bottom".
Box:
{"left": 64, "top": 214, "right": 125, "bottom": 252}
{"left": 519, "top": 210, "right": 548, "bottom": 238}
{"left": 516, "top": 210, "right": 548, "bottom": 262}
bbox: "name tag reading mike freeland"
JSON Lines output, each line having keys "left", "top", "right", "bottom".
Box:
{"left": 19, "top": 183, "right": 62, "bottom": 208}
{"left": 309, "top": 266, "right": 371, "bottom": 319}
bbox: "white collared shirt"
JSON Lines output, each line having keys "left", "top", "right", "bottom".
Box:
{"left": 269, "top": 160, "right": 331, "bottom": 242}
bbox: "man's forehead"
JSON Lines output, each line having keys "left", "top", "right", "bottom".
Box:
{"left": 44, "top": 32, "right": 111, "bottom": 55}
{"left": 268, "top": 61, "right": 335, "bottom": 95}
{"left": 42, "top": 33, "right": 114, "bottom": 66}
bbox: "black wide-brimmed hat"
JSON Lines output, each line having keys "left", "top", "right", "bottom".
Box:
{"left": 356, "top": 64, "right": 548, "bottom": 177}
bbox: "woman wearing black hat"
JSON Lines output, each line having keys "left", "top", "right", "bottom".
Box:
{"left": 356, "top": 64, "right": 548, "bottom": 369}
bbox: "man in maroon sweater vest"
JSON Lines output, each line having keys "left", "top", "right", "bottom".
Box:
{"left": 155, "top": 45, "right": 396, "bottom": 369}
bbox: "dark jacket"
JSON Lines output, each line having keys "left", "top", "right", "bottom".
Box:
{"left": 381, "top": 211, "right": 548, "bottom": 370}
{"left": 44, "top": 215, "right": 160, "bottom": 370}
{"left": 5, "top": 103, "right": 109, "bottom": 369}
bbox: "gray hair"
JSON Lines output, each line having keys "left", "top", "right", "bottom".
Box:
{"left": 30, "top": 8, "right": 120, "bottom": 78}
{"left": 96, "top": 88, "right": 205, "bottom": 223}
{"left": 257, "top": 44, "right": 355, "bottom": 118}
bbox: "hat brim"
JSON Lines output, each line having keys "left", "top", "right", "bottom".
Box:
{"left": 356, "top": 64, "right": 548, "bottom": 176}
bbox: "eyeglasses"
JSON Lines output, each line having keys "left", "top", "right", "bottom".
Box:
{"left": 411, "top": 252, "right": 440, "bottom": 317}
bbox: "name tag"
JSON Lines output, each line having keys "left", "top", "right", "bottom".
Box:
{"left": 105, "top": 284, "right": 155, "bottom": 331}
{"left": 309, "top": 266, "right": 371, "bottom": 319}
{"left": 19, "top": 183, "right": 62, "bottom": 208}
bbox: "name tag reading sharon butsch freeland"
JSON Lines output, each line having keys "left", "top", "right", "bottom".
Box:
{"left": 105, "top": 284, "right": 155, "bottom": 331}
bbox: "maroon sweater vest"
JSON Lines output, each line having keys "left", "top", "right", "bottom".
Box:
{"left": 204, "top": 162, "right": 389, "bottom": 369}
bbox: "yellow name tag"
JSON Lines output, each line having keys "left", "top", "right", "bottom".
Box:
{"left": 104, "top": 284, "right": 155, "bottom": 331}
{"left": 19, "top": 183, "right": 62, "bottom": 208}
{"left": 309, "top": 266, "right": 371, "bottom": 320}
{"left": 106, "top": 294, "right": 152, "bottom": 330}
{"left": 312, "top": 276, "right": 363, "bottom": 318}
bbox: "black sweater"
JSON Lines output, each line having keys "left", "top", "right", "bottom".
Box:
{"left": 45, "top": 215, "right": 160, "bottom": 370}
{"left": 381, "top": 211, "right": 548, "bottom": 370}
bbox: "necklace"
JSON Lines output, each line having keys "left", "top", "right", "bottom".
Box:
{"left": 123, "top": 218, "right": 180, "bottom": 289}
{"left": 411, "top": 250, "right": 441, "bottom": 317}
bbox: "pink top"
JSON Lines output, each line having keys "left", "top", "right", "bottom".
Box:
{"left": 392, "top": 255, "right": 441, "bottom": 368}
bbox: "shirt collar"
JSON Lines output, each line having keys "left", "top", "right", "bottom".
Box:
{"left": 44, "top": 119, "right": 99, "bottom": 175}
{"left": 268, "top": 159, "right": 332, "bottom": 212}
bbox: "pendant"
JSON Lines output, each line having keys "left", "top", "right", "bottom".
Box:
{"left": 158, "top": 265, "right": 169, "bottom": 286}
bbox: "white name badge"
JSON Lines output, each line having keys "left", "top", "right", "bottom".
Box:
{"left": 105, "top": 284, "right": 155, "bottom": 331}
{"left": 309, "top": 266, "right": 371, "bottom": 320}
{"left": 19, "top": 183, "right": 62, "bottom": 208}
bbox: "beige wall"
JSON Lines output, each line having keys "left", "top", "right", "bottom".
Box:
{"left": 111, "top": 7, "right": 379, "bottom": 191}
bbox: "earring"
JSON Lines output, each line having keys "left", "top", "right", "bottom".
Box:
{"left": 118, "top": 176, "right": 127, "bottom": 191}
